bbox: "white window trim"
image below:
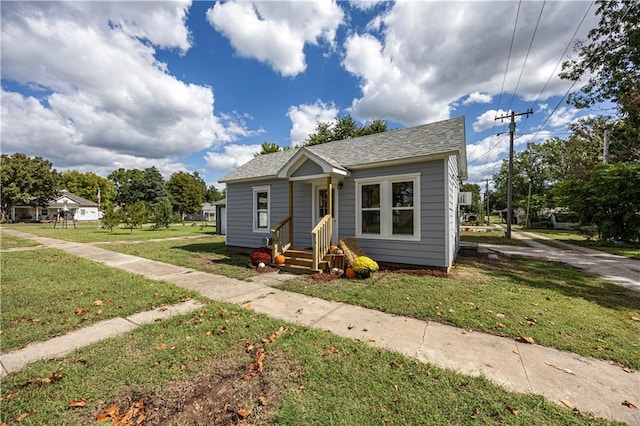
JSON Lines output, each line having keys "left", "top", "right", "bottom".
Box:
{"left": 355, "top": 173, "right": 421, "bottom": 241}
{"left": 252, "top": 185, "right": 270, "bottom": 233}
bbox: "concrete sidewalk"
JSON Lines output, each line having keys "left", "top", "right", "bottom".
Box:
{"left": 1, "top": 228, "right": 638, "bottom": 424}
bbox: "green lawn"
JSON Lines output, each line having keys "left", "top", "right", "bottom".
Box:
{"left": 276, "top": 255, "right": 640, "bottom": 369}
{"left": 0, "top": 304, "right": 617, "bottom": 425}
{"left": 460, "top": 229, "right": 528, "bottom": 246}
{"left": 1, "top": 221, "right": 216, "bottom": 243}
{"left": 0, "top": 233, "right": 40, "bottom": 249}
{"left": 97, "top": 236, "right": 257, "bottom": 280}
{"left": 0, "top": 248, "right": 199, "bottom": 352}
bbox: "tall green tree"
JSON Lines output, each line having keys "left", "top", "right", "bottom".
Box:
{"left": 204, "top": 185, "right": 225, "bottom": 203}
{"left": 303, "top": 115, "right": 388, "bottom": 146}
{"left": 560, "top": 0, "right": 640, "bottom": 127}
{"left": 60, "top": 170, "right": 115, "bottom": 207}
{"left": 108, "top": 167, "right": 167, "bottom": 208}
{"left": 555, "top": 162, "right": 640, "bottom": 241}
{"left": 255, "top": 142, "right": 282, "bottom": 156}
{"left": 0, "top": 153, "right": 60, "bottom": 218}
{"left": 166, "top": 171, "right": 205, "bottom": 217}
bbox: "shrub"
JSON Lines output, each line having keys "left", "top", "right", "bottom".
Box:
{"left": 352, "top": 256, "right": 379, "bottom": 278}
{"left": 250, "top": 247, "right": 272, "bottom": 265}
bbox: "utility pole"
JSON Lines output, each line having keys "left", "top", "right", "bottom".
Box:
{"left": 484, "top": 178, "right": 490, "bottom": 226}
{"left": 603, "top": 129, "right": 609, "bottom": 163}
{"left": 495, "top": 109, "right": 533, "bottom": 239}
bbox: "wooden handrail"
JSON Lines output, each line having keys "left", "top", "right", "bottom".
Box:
{"left": 271, "top": 215, "right": 292, "bottom": 260}
{"left": 311, "top": 214, "right": 332, "bottom": 270}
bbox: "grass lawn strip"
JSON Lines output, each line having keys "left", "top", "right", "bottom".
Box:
{"left": 1, "top": 222, "right": 216, "bottom": 243}
{"left": 96, "top": 236, "right": 257, "bottom": 280}
{"left": 460, "top": 229, "right": 529, "bottom": 246}
{"left": 0, "top": 232, "right": 40, "bottom": 249}
{"left": 524, "top": 229, "right": 640, "bottom": 259}
{"left": 1, "top": 248, "right": 200, "bottom": 352}
{"left": 0, "top": 305, "right": 618, "bottom": 425}
{"left": 276, "top": 255, "right": 640, "bottom": 369}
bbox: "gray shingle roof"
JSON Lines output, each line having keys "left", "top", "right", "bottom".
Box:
{"left": 219, "top": 116, "right": 466, "bottom": 182}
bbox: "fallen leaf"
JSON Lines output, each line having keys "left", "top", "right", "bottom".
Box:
{"left": 97, "top": 404, "right": 119, "bottom": 421}
{"left": 347, "top": 324, "right": 355, "bottom": 330}
{"left": 496, "top": 313, "right": 506, "bottom": 318}
{"left": 559, "top": 399, "right": 573, "bottom": 409}
{"left": 31, "top": 318, "right": 40, "bottom": 324}
{"left": 515, "top": 336, "right": 535, "bottom": 344}
{"left": 331, "top": 347, "right": 340, "bottom": 354}
{"left": 622, "top": 400, "right": 638, "bottom": 409}
{"left": 525, "top": 317, "right": 537, "bottom": 326}
{"left": 16, "top": 410, "right": 35, "bottom": 422}
{"left": 244, "top": 303, "right": 252, "bottom": 310}
{"left": 630, "top": 316, "right": 640, "bottom": 322}
{"left": 237, "top": 408, "right": 251, "bottom": 419}
{"left": 258, "top": 396, "right": 268, "bottom": 406}
{"left": 496, "top": 322, "right": 507, "bottom": 328}
{"left": 512, "top": 349, "right": 519, "bottom": 354}
{"left": 484, "top": 363, "right": 493, "bottom": 368}
{"left": 92, "top": 300, "right": 103, "bottom": 306}
{"left": 544, "top": 362, "right": 576, "bottom": 375}
{"left": 200, "top": 344, "right": 206, "bottom": 350}
{"left": 507, "top": 406, "right": 518, "bottom": 415}
{"left": 155, "top": 343, "right": 167, "bottom": 350}
{"left": 69, "top": 398, "right": 87, "bottom": 408}
{"left": 27, "top": 372, "right": 62, "bottom": 385}
{"left": 436, "top": 311, "right": 443, "bottom": 316}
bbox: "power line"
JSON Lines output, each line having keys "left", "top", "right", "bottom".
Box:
{"left": 507, "top": 1, "right": 546, "bottom": 112}
{"left": 469, "top": 1, "right": 522, "bottom": 166}
{"left": 521, "top": 0, "right": 594, "bottom": 131}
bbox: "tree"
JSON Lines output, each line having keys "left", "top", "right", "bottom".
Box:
{"left": 108, "top": 167, "right": 167, "bottom": 209}
{"left": 254, "top": 142, "right": 282, "bottom": 157}
{"left": 560, "top": 0, "right": 640, "bottom": 127}
{"left": 153, "top": 198, "right": 175, "bottom": 229}
{"left": 555, "top": 162, "right": 640, "bottom": 242}
{"left": 0, "top": 153, "right": 60, "bottom": 219}
{"left": 303, "top": 115, "right": 388, "bottom": 146}
{"left": 60, "top": 170, "right": 116, "bottom": 207}
{"left": 100, "top": 205, "right": 122, "bottom": 232}
{"left": 204, "top": 185, "right": 225, "bottom": 203}
{"left": 166, "top": 171, "right": 205, "bottom": 218}
{"left": 122, "top": 201, "right": 148, "bottom": 233}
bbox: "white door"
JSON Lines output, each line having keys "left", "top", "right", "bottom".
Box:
{"left": 220, "top": 206, "right": 227, "bottom": 235}
{"left": 313, "top": 185, "right": 338, "bottom": 243}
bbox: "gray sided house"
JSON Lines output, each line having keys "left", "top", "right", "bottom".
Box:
{"left": 219, "top": 116, "right": 467, "bottom": 272}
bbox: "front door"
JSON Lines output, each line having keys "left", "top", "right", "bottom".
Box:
{"left": 313, "top": 185, "right": 338, "bottom": 243}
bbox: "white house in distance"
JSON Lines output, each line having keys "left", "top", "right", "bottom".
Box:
{"left": 11, "top": 190, "right": 100, "bottom": 222}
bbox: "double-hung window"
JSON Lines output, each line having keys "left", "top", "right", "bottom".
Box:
{"left": 253, "top": 186, "right": 270, "bottom": 233}
{"left": 356, "top": 173, "right": 420, "bottom": 240}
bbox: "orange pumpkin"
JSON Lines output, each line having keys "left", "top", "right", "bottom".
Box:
{"left": 275, "top": 254, "right": 286, "bottom": 265}
{"left": 345, "top": 267, "right": 356, "bottom": 279}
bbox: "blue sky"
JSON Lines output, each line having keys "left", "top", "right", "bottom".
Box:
{"left": 1, "top": 1, "right": 611, "bottom": 190}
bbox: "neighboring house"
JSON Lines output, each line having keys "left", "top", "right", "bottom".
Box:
{"left": 183, "top": 203, "right": 216, "bottom": 222}
{"left": 219, "top": 116, "right": 467, "bottom": 272}
{"left": 215, "top": 198, "right": 227, "bottom": 235}
{"left": 11, "top": 190, "right": 100, "bottom": 222}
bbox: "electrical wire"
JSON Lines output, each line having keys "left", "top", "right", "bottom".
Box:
{"left": 507, "top": 1, "right": 546, "bottom": 112}
{"left": 468, "top": 1, "right": 522, "bottom": 166}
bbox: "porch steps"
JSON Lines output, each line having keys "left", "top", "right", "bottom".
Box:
{"left": 276, "top": 249, "right": 329, "bottom": 275}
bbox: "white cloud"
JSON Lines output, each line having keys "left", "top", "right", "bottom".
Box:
{"left": 472, "top": 109, "right": 524, "bottom": 133}
{"left": 462, "top": 92, "right": 492, "bottom": 105}
{"left": 206, "top": 0, "right": 344, "bottom": 77}
{"left": 466, "top": 160, "right": 503, "bottom": 185}
{"left": 204, "top": 144, "right": 262, "bottom": 172}
{"left": 548, "top": 107, "right": 579, "bottom": 128}
{"left": 343, "top": 1, "right": 597, "bottom": 125}
{"left": 349, "top": 1, "right": 386, "bottom": 12}
{"left": 1, "top": 2, "right": 251, "bottom": 175}
{"left": 287, "top": 100, "right": 339, "bottom": 146}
